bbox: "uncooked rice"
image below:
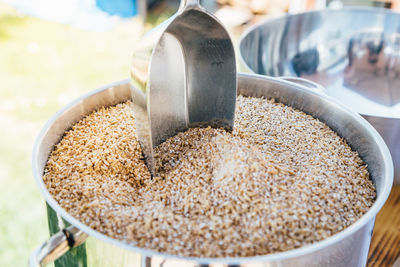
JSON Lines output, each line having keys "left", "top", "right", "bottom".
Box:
{"left": 43, "top": 95, "right": 376, "bottom": 257}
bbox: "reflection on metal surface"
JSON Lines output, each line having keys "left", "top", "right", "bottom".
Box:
{"left": 291, "top": 48, "right": 319, "bottom": 76}
{"left": 345, "top": 29, "right": 400, "bottom": 106}
{"left": 130, "top": 0, "right": 236, "bottom": 175}
{"left": 239, "top": 7, "right": 400, "bottom": 184}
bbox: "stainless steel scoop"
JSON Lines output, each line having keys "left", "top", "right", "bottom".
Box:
{"left": 130, "top": 0, "right": 236, "bottom": 175}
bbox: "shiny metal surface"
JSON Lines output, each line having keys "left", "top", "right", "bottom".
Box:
{"left": 394, "top": 254, "right": 400, "bottom": 267}
{"left": 278, "top": 76, "right": 326, "bottom": 94}
{"left": 130, "top": 0, "right": 236, "bottom": 174}
{"left": 30, "top": 225, "right": 87, "bottom": 267}
{"left": 239, "top": 7, "right": 400, "bottom": 184}
{"left": 32, "top": 74, "right": 393, "bottom": 266}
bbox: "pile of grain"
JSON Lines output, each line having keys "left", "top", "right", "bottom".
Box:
{"left": 43, "top": 95, "right": 376, "bottom": 257}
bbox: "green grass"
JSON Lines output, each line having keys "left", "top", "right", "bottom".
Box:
{"left": 0, "top": 3, "right": 147, "bottom": 266}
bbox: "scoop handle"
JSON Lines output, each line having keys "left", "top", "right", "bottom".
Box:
{"left": 179, "top": 0, "right": 200, "bottom": 10}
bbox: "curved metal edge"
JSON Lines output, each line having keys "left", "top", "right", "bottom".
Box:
{"left": 31, "top": 79, "right": 130, "bottom": 265}
{"left": 278, "top": 76, "right": 327, "bottom": 95}
{"left": 32, "top": 74, "right": 394, "bottom": 265}
{"left": 29, "top": 225, "right": 88, "bottom": 267}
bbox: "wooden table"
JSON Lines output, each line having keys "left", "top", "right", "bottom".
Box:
{"left": 367, "top": 186, "right": 400, "bottom": 266}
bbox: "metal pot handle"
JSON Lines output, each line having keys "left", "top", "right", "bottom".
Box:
{"left": 29, "top": 225, "right": 87, "bottom": 267}
{"left": 279, "top": 76, "right": 327, "bottom": 95}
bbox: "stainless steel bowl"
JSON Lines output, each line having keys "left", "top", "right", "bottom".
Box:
{"left": 31, "top": 73, "right": 393, "bottom": 267}
{"left": 239, "top": 7, "right": 400, "bottom": 184}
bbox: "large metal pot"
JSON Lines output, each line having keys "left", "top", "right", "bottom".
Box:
{"left": 31, "top": 73, "right": 393, "bottom": 267}
{"left": 239, "top": 7, "right": 400, "bottom": 184}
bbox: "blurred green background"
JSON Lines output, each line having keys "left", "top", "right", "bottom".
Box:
{"left": 0, "top": 2, "right": 174, "bottom": 265}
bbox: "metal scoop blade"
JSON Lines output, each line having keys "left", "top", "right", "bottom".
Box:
{"left": 130, "top": 0, "right": 236, "bottom": 175}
